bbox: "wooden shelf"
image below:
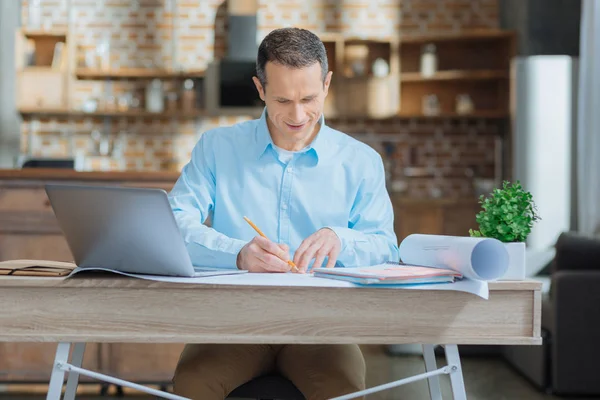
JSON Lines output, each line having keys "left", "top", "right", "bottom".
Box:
{"left": 396, "top": 111, "right": 508, "bottom": 119}
{"left": 344, "top": 36, "right": 400, "bottom": 44}
{"left": 75, "top": 68, "right": 205, "bottom": 80}
{"left": 18, "top": 108, "right": 206, "bottom": 119}
{"left": 22, "top": 29, "right": 68, "bottom": 38}
{"left": 19, "top": 66, "right": 64, "bottom": 72}
{"left": 400, "top": 30, "right": 515, "bottom": 45}
{"left": 17, "top": 108, "right": 506, "bottom": 121}
{"left": 329, "top": 111, "right": 508, "bottom": 120}
{"left": 401, "top": 70, "right": 508, "bottom": 82}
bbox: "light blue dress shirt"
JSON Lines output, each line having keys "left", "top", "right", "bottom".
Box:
{"left": 168, "top": 108, "right": 400, "bottom": 269}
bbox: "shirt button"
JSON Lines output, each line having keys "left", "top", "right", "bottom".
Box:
{"left": 282, "top": 203, "right": 288, "bottom": 210}
{"left": 287, "top": 168, "right": 293, "bottom": 173}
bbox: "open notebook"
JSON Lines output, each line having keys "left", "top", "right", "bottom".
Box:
{"left": 0, "top": 260, "right": 244, "bottom": 279}
{"left": 312, "top": 262, "right": 462, "bottom": 286}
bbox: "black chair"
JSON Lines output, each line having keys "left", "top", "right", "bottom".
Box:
{"left": 226, "top": 374, "right": 305, "bottom": 400}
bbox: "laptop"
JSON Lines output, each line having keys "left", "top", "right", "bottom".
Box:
{"left": 44, "top": 183, "right": 246, "bottom": 278}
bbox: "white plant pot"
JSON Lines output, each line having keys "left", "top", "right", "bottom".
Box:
{"left": 500, "top": 242, "right": 526, "bottom": 280}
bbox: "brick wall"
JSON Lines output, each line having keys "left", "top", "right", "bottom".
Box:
{"left": 19, "top": 0, "right": 500, "bottom": 198}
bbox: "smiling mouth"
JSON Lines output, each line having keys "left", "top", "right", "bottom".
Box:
{"left": 286, "top": 122, "right": 306, "bottom": 130}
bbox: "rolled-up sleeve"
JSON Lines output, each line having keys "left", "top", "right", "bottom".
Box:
{"left": 168, "top": 133, "right": 246, "bottom": 269}
{"left": 327, "top": 153, "right": 400, "bottom": 267}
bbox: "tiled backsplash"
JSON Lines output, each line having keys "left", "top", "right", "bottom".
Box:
{"left": 19, "top": 0, "right": 500, "bottom": 198}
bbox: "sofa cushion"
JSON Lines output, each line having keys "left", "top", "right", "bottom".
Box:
{"left": 541, "top": 291, "right": 553, "bottom": 332}
{"left": 553, "top": 232, "right": 600, "bottom": 273}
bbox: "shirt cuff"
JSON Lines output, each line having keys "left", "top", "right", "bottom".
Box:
{"left": 324, "top": 226, "right": 367, "bottom": 264}
{"left": 188, "top": 237, "right": 247, "bottom": 269}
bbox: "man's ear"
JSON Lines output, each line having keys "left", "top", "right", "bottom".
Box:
{"left": 252, "top": 76, "right": 266, "bottom": 102}
{"left": 323, "top": 71, "right": 333, "bottom": 95}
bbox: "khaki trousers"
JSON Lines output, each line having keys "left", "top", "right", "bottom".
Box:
{"left": 172, "top": 344, "right": 366, "bottom": 400}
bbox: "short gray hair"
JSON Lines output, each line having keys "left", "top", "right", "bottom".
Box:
{"left": 256, "top": 27, "right": 328, "bottom": 88}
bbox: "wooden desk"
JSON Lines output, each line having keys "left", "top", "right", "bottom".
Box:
{"left": 0, "top": 169, "right": 482, "bottom": 386}
{"left": 0, "top": 276, "right": 542, "bottom": 400}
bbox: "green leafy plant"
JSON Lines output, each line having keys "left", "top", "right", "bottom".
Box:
{"left": 469, "top": 180, "right": 540, "bottom": 243}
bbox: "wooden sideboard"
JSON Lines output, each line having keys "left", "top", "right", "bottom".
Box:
{"left": 0, "top": 168, "right": 480, "bottom": 384}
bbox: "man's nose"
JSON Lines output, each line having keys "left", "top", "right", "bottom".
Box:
{"left": 291, "top": 104, "right": 306, "bottom": 122}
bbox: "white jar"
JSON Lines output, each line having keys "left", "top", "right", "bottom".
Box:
{"left": 146, "top": 79, "right": 164, "bottom": 113}
{"left": 372, "top": 58, "right": 390, "bottom": 78}
{"left": 420, "top": 44, "right": 438, "bottom": 77}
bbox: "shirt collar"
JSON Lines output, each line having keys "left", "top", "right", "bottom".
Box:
{"left": 254, "top": 107, "right": 330, "bottom": 164}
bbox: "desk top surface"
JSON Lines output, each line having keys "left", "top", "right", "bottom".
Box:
{"left": 0, "top": 275, "right": 543, "bottom": 291}
{"left": 0, "top": 275, "right": 543, "bottom": 345}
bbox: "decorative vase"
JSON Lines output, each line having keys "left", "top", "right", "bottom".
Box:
{"left": 501, "top": 242, "right": 526, "bottom": 280}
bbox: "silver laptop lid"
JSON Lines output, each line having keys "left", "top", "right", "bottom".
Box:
{"left": 45, "top": 183, "right": 195, "bottom": 277}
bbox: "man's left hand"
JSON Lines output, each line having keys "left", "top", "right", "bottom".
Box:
{"left": 293, "top": 228, "right": 341, "bottom": 273}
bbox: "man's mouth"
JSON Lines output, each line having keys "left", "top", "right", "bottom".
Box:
{"left": 286, "top": 122, "right": 306, "bottom": 131}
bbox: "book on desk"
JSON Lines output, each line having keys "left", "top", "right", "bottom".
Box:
{"left": 314, "top": 233, "right": 511, "bottom": 286}
{"left": 313, "top": 262, "right": 463, "bottom": 286}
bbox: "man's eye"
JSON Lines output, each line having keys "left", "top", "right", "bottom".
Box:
{"left": 277, "top": 99, "right": 289, "bottom": 104}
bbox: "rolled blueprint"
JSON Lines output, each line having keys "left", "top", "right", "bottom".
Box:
{"left": 398, "top": 234, "right": 509, "bottom": 281}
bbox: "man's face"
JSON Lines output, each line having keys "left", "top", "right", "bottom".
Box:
{"left": 253, "top": 62, "right": 332, "bottom": 145}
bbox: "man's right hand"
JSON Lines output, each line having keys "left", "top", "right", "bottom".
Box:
{"left": 236, "top": 236, "right": 291, "bottom": 273}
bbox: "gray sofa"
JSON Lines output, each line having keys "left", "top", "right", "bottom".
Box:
{"left": 503, "top": 232, "right": 600, "bottom": 396}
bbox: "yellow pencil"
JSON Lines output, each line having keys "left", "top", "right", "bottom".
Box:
{"left": 243, "top": 216, "right": 299, "bottom": 272}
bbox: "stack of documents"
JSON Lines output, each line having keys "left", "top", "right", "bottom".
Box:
{"left": 313, "top": 262, "right": 462, "bottom": 286}
{"left": 314, "top": 233, "right": 512, "bottom": 290}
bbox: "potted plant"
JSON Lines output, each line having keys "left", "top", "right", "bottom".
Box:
{"left": 469, "top": 180, "right": 541, "bottom": 280}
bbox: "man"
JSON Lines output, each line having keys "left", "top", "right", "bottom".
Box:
{"left": 168, "top": 27, "right": 399, "bottom": 400}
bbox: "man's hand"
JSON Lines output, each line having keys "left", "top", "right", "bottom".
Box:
{"left": 293, "top": 228, "right": 341, "bottom": 273}
{"left": 237, "top": 236, "right": 291, "bottom": 273}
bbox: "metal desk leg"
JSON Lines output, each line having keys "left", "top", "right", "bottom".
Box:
{"left": 444, "top": 344, "right": 467, "bottom": 400}
{"left": 422, "top": 344, "right": 443, "bottom": 400}
{"left": 45, "top": 342, "right": 187, "bottom": 400}
{"left": 47, "top": 342, "right": 71, "bottom": 400}
{"left": 63, "top": 343, "right": 86, "bottom": 400}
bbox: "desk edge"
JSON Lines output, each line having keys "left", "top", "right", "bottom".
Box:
{"left": 0, "top": 277, "right": 544, "bottom": 291}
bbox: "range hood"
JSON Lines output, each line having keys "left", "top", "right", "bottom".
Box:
{"left": 204, "top": 0, "right": 263, "bottom": 113}
{"left": 224, "top": 0, "right": 259, "bottom": 61}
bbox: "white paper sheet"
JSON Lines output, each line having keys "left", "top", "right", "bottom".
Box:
{"left": 192, "top": 273, "right": 489, "bottom": 299}
{"left": 68, "top": 268, "right": 489, "bottom": 299}
{"left": 399, "top": 234, "right": 509, "bottom": 281}
{"left": 68, "top": 266, "right": 247, "bottom": 279}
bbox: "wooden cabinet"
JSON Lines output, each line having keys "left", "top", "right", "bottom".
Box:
{"left": 395, "top": 205, "right": 443, "bottom": 241}
{"left": 0, "top": 343, "right": 101, "bottom": 382}
{"left": 443, "top": 204, "right": 480, "bottom": 237}
{"left": 0, "top": 234, "right": 73, "bottom": 262}
{"left": 0, "top": 183, "right": 73, "bottom": 261}
{"left": 398, "top": 31, "right": 515, "bottom": 117}
{"left": 393, "top": 197, "right": 480, "bottom": 243}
